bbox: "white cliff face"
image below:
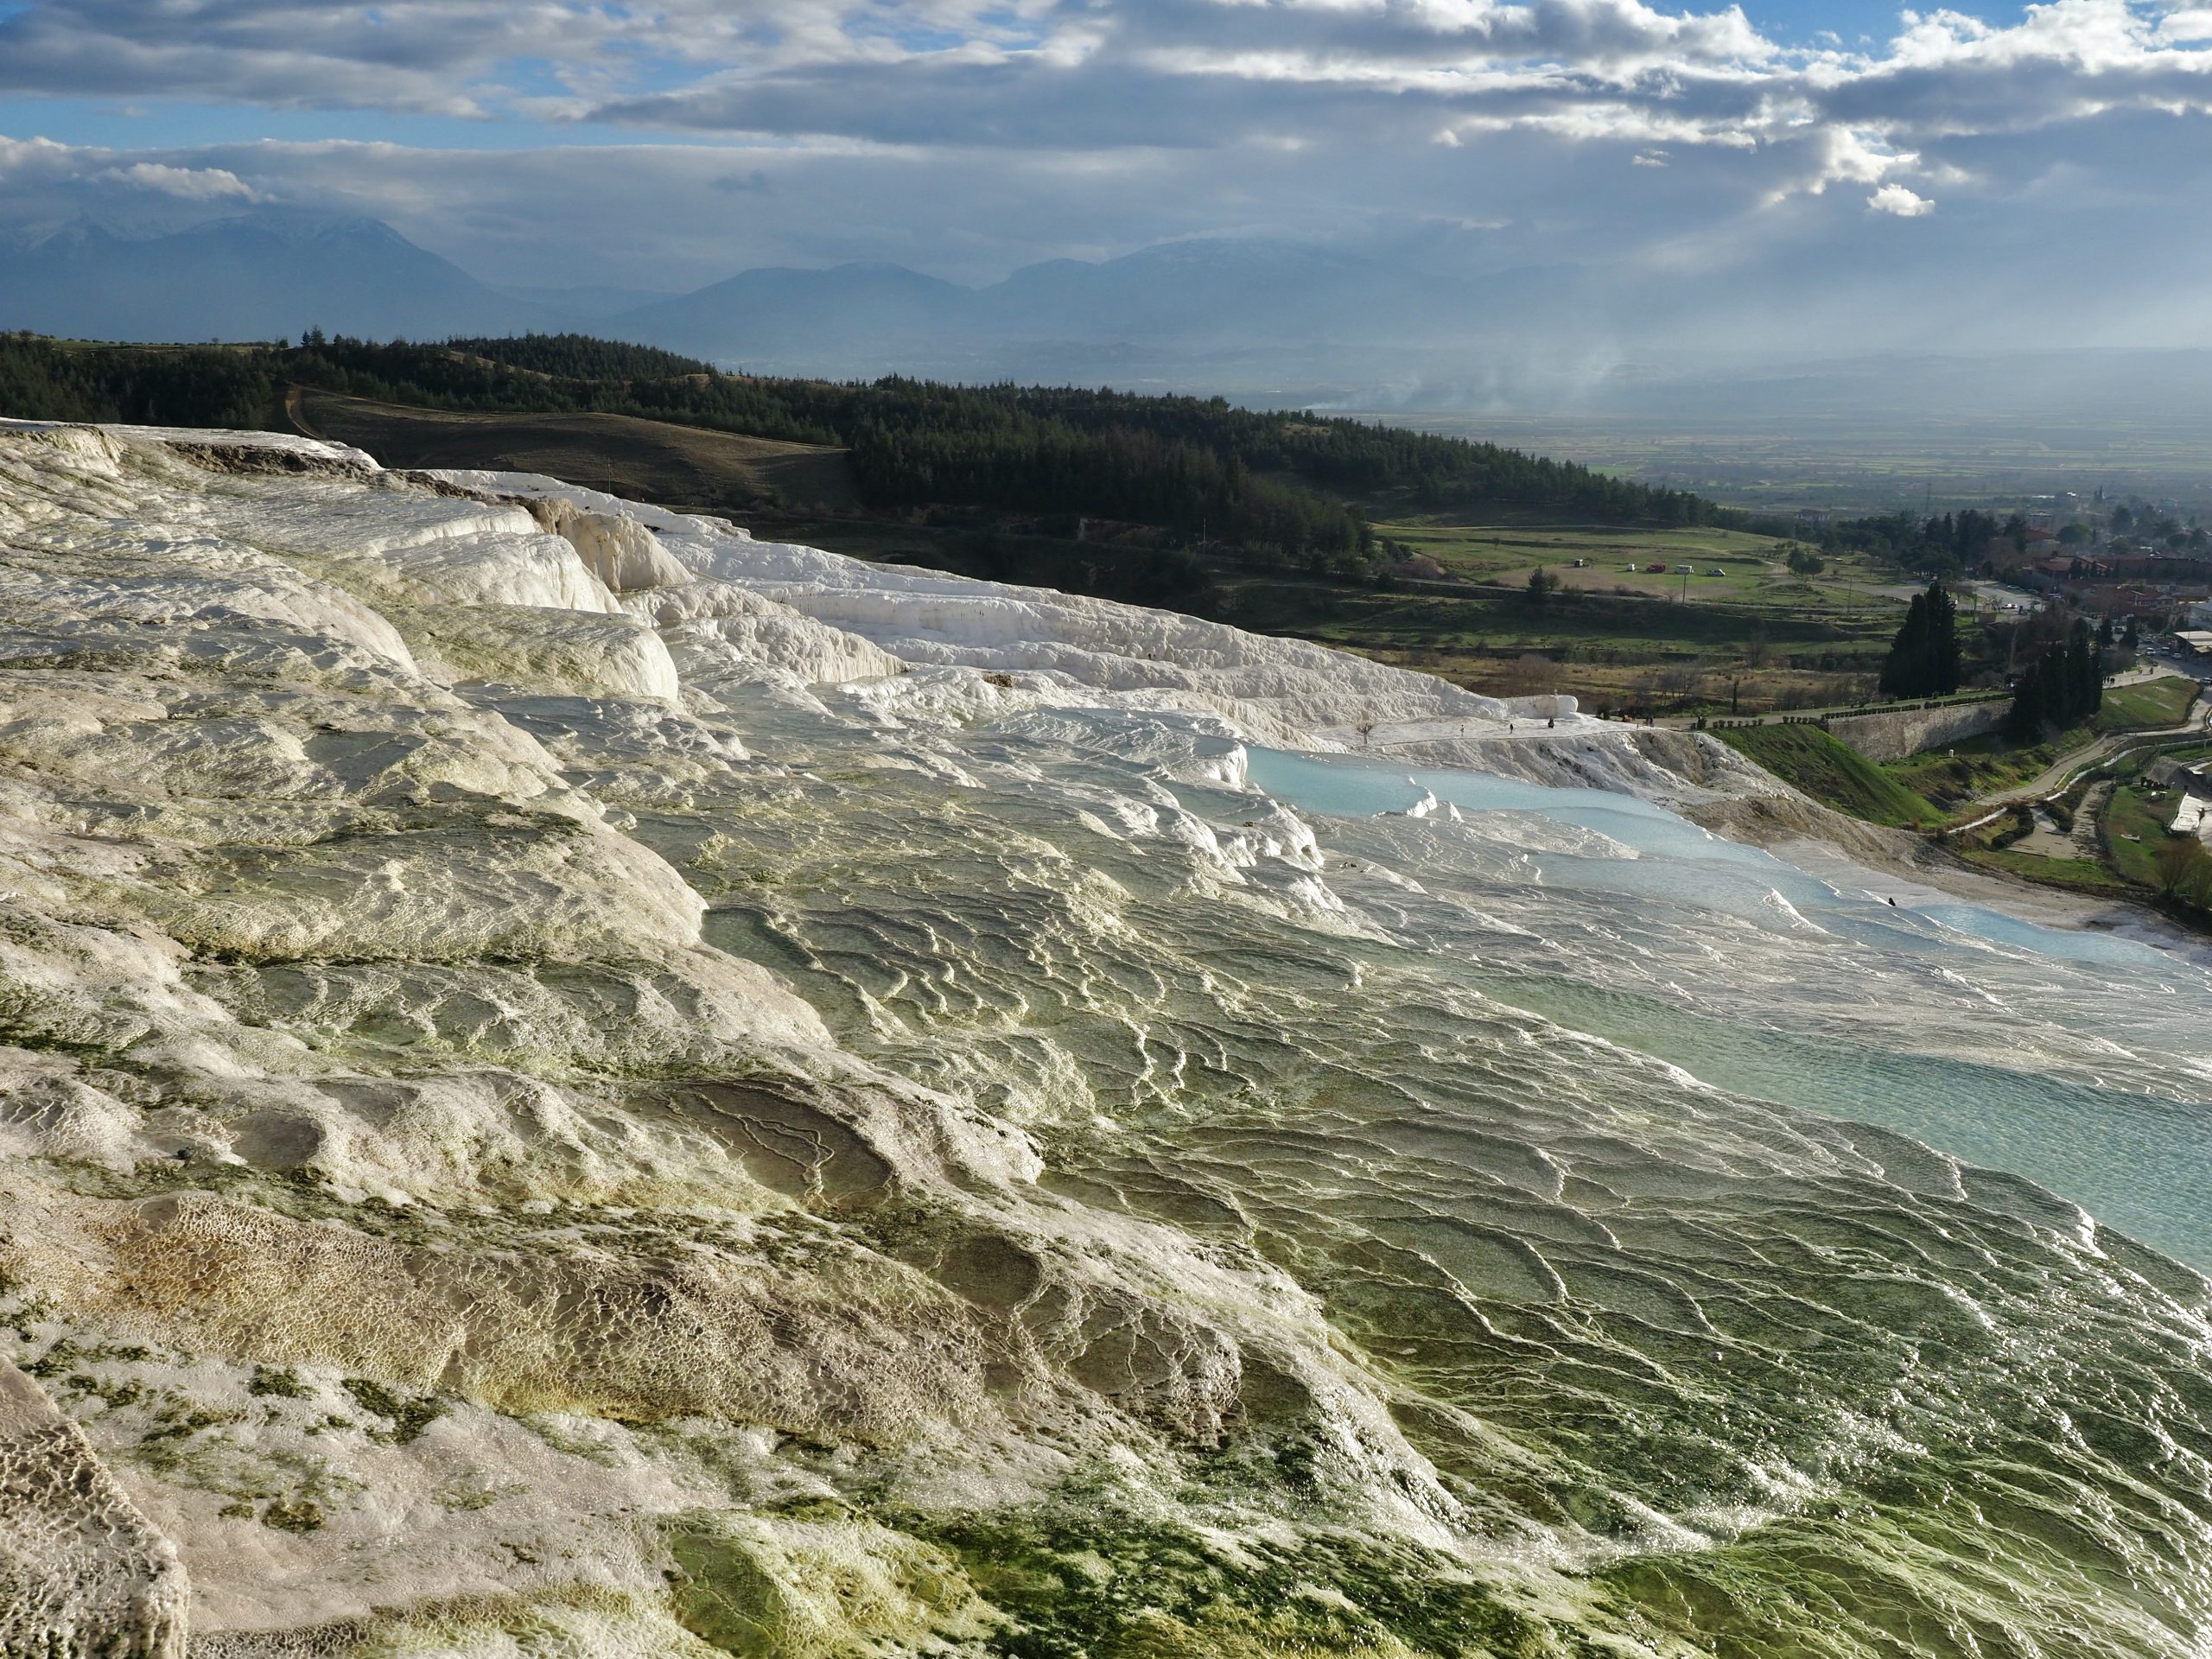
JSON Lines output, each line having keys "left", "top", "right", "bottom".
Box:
{"left": 5, "top": 423, "right": 2212, "bottom": 1659}
{"left": 430, "top": 467, "right": 1604, "bottom": 753}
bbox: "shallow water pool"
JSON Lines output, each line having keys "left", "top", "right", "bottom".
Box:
{"left": 1246, "top": 743, "right": 2212, "bottom": 1267}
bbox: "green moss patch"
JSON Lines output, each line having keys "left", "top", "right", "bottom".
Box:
{"left": 666, "top": 1508, "right": 993, "bottom": 1658}
{"left": 342, "top": 1376, "right": 450, "bottom": 1444}
{"left": 891, "top": 1508, "right": 1572, "bottom": 1659}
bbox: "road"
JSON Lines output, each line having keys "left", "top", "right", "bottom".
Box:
{"left": 283, "top": 385, "right": 323, "bottom": 441}
{"left": 1958, "top": 579, "right": 2046, "bottom": 615}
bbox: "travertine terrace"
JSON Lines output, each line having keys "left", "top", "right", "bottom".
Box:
{"left": 6, "top": 422, "right": 2212, "bottom": 1659}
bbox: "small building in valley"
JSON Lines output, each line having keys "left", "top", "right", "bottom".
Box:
{"left": 2149, "top": 755, "right": 2212, "bottom": 839}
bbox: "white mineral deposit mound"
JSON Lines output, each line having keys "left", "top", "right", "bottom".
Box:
{"left": 4, "top": 421, "right": 2212, "bottom": 1659}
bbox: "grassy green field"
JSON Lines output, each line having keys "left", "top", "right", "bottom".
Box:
{"left": 1341, "top": 516, "right": 1941, "bottom": 709}
{"left": 2102, "top": 785, "right": 2176, "bottom": 887}
{"left": 301, "top": 391, "right": 863, "bottom": 513}
{"left": 2095, "top": 674, "right": 2200, "bottom": 733}
{"left": 1713, "top": 725, "right": 1942, "bottom": 828}
{"left": 1229, "top": 575, "right": 1894, "bottom": 713}
{"left": 1955, "top": 847, "right": 2133, "bottom": 893}
{"left": 1888, "top": 729, "right": 2082, "bottom": 812}
{"left": 1376, "top": 520, "right": 1905, "bottom": 613}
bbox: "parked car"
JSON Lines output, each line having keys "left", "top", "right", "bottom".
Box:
{"left": 1646, "top": 563, "right": 1668, "bottom": 574}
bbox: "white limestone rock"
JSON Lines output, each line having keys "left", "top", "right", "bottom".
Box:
{"left": 0, "top": 1359, "right": 189, "bottom": 1659}
{"left": 0, "top": 422, "right": 1799, "bottom": 1656}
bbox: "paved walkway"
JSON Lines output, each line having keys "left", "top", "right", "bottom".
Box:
{"left": 1660, "top": 695, "right": 2007, "bottom": 732}
{"left": 2071, "top": 780, "right": 2115, "bottom": 858}
{"left": 2010, "top": 804, "right": 2077, "bottom": 859}
{"left": 1978, "top": 702, "right": 2208, "bottom": 808}
{"left": 2105, "top": 664, "right": 2172, "bottom": 690}
{"left": 1948, "top": 700, "right": 2209, "bottom": 833}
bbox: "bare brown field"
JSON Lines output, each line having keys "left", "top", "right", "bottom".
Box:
{"left": 292, "top": 390, "right": 862, "bottom": 514}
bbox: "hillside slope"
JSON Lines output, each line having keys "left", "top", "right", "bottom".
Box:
{"left": 296, "top": 390, "right": 862, "bottom": 513}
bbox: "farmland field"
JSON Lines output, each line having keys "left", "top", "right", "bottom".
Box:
{"left": 1376, "top": 518, "right": 1911, "bottom": 610}
{"left": 1245, "top": 518, "right": 1917, "bottom": 710}
{"left": 1364, "top": 410, "right": 2212, "bottom": 517}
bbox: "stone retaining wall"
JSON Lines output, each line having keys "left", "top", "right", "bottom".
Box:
{"left": 1826, "top": 701, "right": 2008, "bottom": 762}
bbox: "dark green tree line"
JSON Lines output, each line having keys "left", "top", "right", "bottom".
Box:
{"left": 0, "top": 330, "right": 1729, "bottom": 573}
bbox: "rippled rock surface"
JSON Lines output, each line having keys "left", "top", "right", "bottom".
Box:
{"left": 3, "top": 420, "right": 2211, "bottom": 1658}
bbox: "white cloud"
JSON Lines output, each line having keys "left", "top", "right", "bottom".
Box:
{"left": 1868, "top": 181, "right": 1936, "bottom": 214}
{"left": 0, "top": 0, "right": 2206, "bottom": 353}
{"left": 92, "top": 161, "right": 258, "bottom": 200}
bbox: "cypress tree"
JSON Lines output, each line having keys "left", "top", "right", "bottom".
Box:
{"left": 1878, "top": 581, "right": 1960, "bottom": 697}
{"left": 2012, "top": 626, "right": 2102, "bottom": 739}
{"left": 2007, "top": 657, "right": 2044, "bottom": 740}
{"left": 1929, "top": 581, "right": 1961, "bottom": 694}
{"left": 1880, "top": 594, "right": 1929, "bottom": 697}
{"left": 2068, "top": 619, "right": 2101, "bottom": 716}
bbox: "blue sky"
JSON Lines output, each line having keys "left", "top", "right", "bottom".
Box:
{"left": 0, "top": 0, "right": 2208, "bottom": 351}
{"left": 1744, "top": 0, "right": 2017, "bottom": 42}
{"left": 0, "top": 96, "right": 661, "bottom": 152}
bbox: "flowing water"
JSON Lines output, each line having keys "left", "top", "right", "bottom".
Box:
{"left": 1243, "top": 747, "right": 2212, "bottom": 1271}
{"left": 693, "top": 705, "right": 2212, "bottom": 1657}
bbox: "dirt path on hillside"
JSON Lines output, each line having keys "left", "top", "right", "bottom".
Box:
{"left": 2073, "top": 779, "right": 2115, "bottom": 857}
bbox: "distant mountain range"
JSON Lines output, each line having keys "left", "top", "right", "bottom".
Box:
{"left": 600, "top": 238, "right": 1608, "bottom": 387}
{"left": 0, "top": 207, "right": 1604, "bottom": 397}
{"left": 4, "top": 209, "right": 2212, "bottom": 433}
{"left": 0, "top": 212, "right": 556, "bottom": 342}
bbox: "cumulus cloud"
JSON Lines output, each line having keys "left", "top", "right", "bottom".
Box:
{"left": 0, "top": 0, "right": 2203, "bottom": 161}
{"left": 0, "top": 0, "right": 2204, "bottom": 353}
{"left": 92, "top": 162, "right": 258, "bottom": 200}
{"left": 1868, "top": 181, "right": 1936, "bottom": 214}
